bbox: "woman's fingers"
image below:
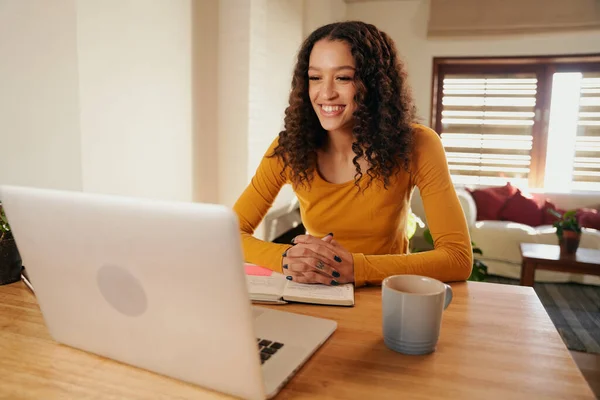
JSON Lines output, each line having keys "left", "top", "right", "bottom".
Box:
{"left": 287, "top": 239, "right": 342, "bottom": 266}
{"left": 283, "top": 258, "right": 340, "bottom": 279}
{"left": 329, "top": 239, "right": 341, "bottom": 248}
{"left": 284, "top": 269, "right": 338, "bottom": 285}
{"left": 293, "top": 234, "right": 335, "bottom": 249}
{"left": 284, "top": 245, "right": 338, "bottom": 270}
{"left": 321, "top": 234, "right": 334, "bottom": 244}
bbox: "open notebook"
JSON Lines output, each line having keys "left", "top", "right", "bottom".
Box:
{"left": 245, "top": 264, "right": 354, "bottom": 307}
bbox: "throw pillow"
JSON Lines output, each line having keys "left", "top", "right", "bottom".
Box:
{"left": 467, "top": 182, "right": 518, "bottom": 221}
{"left": 577, "top": 208, "right": 600, "bottom": 230}
{"left": 499, "top": 189, "right": 543, "bottom": 227}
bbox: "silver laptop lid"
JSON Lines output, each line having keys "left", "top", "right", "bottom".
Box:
{"left": 0, "top": 185, "right": 266, "bottom": 400}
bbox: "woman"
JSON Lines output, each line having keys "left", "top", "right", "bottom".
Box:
{"left": 233, "top": 21, "right": 472, "bottom": 287}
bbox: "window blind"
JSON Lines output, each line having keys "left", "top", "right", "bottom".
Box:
{"left": 572, "top": 73, "right": 600, "bottom": 191}
{"left": 439, "top": 73, "right": 538, "bottom": 187}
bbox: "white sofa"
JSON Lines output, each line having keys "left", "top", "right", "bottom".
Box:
{"left": 410, "top": 187, "right": 600, "bottom": 285}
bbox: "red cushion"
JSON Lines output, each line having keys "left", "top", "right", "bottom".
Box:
{"left": 541, "top": 200, "right": 566, "bottom": 225}
{"left": 577, "top": 208, "right": 600, "bottom": 230}
{"left": 499, "top": 189, "right": 543, "bottom": 227}
{"left": 467, "top": 183, "right": 518, "bottom": 221}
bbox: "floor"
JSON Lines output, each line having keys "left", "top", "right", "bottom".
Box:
{"left": 571, "top": 351, "right": 600, "bottom": 399}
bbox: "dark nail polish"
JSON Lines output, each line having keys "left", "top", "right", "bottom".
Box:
{"left": 282, "top": 251, "right": 287, "bottom": 257}
{"left": 334, "top": 255, "right": 342, "bottom": 263}
{"left": 283, "top": 264, "right": 288, "bottom": 269}
{"left": 330, "top": 280, "right": 339, "bottom": 286}
{"left": 286, "top": 276, "right": 293, "bottom": 280}
{"left": 332, "top": 271, "right": 340, "bottom": 278}
{"left": 327, "top": 232, "right": 334, "bottom": 237}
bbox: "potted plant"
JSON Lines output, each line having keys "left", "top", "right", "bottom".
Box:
{"left": 0, "top": 202, "right": 23, "bottom": 285}
{"left": 548, "top": 209, "right": 582, "bottom": 256}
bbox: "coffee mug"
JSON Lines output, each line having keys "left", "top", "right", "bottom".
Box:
{"left": 381, "top": 275, "right": 453, "bottom": 355}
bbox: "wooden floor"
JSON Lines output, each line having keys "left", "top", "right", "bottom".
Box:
{"left": 571, "top": 351, "right": 600, "bottom": 399}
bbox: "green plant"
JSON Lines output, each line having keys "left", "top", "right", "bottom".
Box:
{"left": 406, "top": 211, "right": 425, "bottom": 240}
{"left": 420, "top": 228, "right": 488, "bottom": 282}
{"left": 547, "top": 209, "right": 581, "bottom": 239}
{"left": 0, "top": 202, "right": 11, "bottom": 243}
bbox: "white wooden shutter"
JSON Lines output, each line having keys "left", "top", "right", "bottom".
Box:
{"left": 572, "top": 73, "right": 600, "bottom": 191}
{"left": 439, "top": 73, "right": 538, "bottom": 187}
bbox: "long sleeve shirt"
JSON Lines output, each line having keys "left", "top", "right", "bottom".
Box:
{"left": 232, "top": 124, "right": 473, "bottom": 286}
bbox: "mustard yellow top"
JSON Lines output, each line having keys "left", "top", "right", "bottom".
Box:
{"left": 232, "top": 124, "right": 473, "bottom": 287}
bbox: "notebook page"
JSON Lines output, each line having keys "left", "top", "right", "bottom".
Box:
{"left": 245, "top": 273, "right": 286, "bottom": 298}
{"left": 282, "top": 281, "right": 354, "bottom": 304}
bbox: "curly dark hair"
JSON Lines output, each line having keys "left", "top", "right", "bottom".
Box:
{"left": 271, "top": 21, "right": 415, "bottom": 190}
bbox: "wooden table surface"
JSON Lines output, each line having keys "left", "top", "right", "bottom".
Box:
{"left": 0, "top": 280, "right": 594, "bottom": 399}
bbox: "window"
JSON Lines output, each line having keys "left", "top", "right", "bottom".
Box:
{"left": 432, "top": 55, "right": 600, "bottom": 192}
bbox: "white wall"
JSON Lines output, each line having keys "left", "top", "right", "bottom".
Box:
{"left": 77, "top": 0, "right": 192, "bottom": 201}
{"left": 216, "top": 0, "right": 305, "bottom": 238}
{"left": 218, "top": 0, "right": 304, "bottom": 210}
{"left": 251, "top": 0, "right": 304, "bottom": 214}
{"left": 0, "top": 0, "right": 336, "bottom": 220}
{"left": 0, "top": 0, "right": 194, "bottom": 202}
{"left": 303, "top": 0, "right": 346, "bottom": 37}
{"left": 248, "top": 0, "right": 268, "bottom": 183}
{"left": 192, "top": 0, "right": 219, "bottom": 204}
{"left": 347, "top": 0, "right": 600, "bottom": 124}
{"left": 0, "top": 0, "right": 82, "bottom": 190}
{"left": 218, "top": 0, "right": 252, "bottom": 208}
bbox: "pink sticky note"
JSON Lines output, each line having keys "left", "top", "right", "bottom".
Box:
{"left": 244, "top": 263, "right": 273, "bottom": 276}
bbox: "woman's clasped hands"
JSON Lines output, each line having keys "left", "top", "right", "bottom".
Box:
{"left": 281, "top": 233, "right": 354, "bottom": 285}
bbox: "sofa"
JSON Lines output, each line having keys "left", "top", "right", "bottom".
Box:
{"left": 410, "top": 184, "right": 600, "bottom": 285}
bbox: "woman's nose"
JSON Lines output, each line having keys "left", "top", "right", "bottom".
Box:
{"left": 320, "top": 79, "right": 337, "bottom": 100}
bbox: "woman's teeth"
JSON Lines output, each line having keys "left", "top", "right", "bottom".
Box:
{"left": 322, "top": 105, "right": 344, "bottom": 112}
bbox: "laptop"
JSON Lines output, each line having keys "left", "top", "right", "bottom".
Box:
{"left": 0, "top": 185, "right": 337, "bottom": 400}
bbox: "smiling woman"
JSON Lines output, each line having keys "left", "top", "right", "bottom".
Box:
{"left": 233, "top": 21, "right": 473, "bottom": 287}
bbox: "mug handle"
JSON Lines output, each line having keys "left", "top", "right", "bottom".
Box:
{"left": 443, "top": 284, "right": 453, "bottom": 310}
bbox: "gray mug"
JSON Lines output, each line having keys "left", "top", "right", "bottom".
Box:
{"left": 382, "top": 275, "right": 453, "bottom": 355}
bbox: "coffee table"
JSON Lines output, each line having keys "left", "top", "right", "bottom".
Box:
{"left": 519, "top": 243, "right": 600, "bottom": 286}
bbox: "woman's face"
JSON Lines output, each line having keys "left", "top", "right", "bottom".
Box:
{"left": 308, "top": 39, "right": 357, "bottom": 135}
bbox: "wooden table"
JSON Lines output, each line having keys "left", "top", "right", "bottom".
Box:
{"left": 0, "top": 280, "right": 594, "bottom": 399}
{"left": 520, "top": 243, "right": 600, "bottom": 286}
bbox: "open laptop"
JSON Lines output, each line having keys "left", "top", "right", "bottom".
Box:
{"left": 0, "top": 185, "right": 337, "bottom": 400}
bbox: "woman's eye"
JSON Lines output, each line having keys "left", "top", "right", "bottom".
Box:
{"left": 336, "top": 76, "right": 353, "bottom": 81}
{"left": 308, "top": 76, "right": 321, "bottom": 81}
